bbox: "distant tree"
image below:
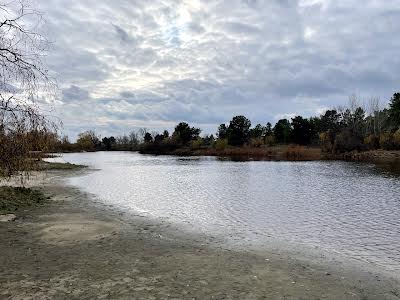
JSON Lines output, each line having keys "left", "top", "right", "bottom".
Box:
{"left": 389, "top": 92, "right": 400, "bottom": 128}
{"left": 138, "top": 128, "right": 148, "bottom": 143}
{"left": 128, "top": 131, "right": 139, "bottom": 147}
{"left": 273, "top": 119, "right": 292, "bottom": 144}
{"left": 265, "top": 122, "right": 273, "bottom": 135}
{"left": 76, "top": 131, "right": 100, "bottom": 151}
{"left": 154, "top": 133, "right": 165, "bottom": 144}
{"left": 173, "top": 122, "right": 201, "bottom": 144}
{"left": 291, "top": 116, "right": 313, "bottom": 145}
{"left": 144, "top": 132, "right": 153, "bottom": 143}
{"left": 117, "top": 135, "right": 129, "bottom": 145}
{"left": 319, "top": 110, "right": 340, "bottom": 132}
{"left": 163, "top": 130, "right": 170, "bottom": 138}
{"left": 202, "top": 134, "right": 215, "bottom": 146}
{"left": 227, "top": 115, "right": 251, "bottom": 146}
{"left": 102, "top": 136, "right": 116, "bottom": 150}
{"left": 249, "top": 124, "right": 265, "bottom": 139}
{"left": 352, "top": 107, "right": 366, "bottom": 136}
{"left": 263, "top": 122, "right": 274, "bottom": 145}
{"left": 217, "top": 124, "right": 228, "bottom": 139}
{"left": 309, "top": 117, "right": 321, "bottom": 143}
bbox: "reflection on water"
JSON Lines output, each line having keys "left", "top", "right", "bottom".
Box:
{"left": 55, "top": 152, "right": 400, "bottom": 273}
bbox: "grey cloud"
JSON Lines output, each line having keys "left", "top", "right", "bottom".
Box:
{"left": 35, "top": 0, "right": 400, "bottom": 138}
{"left": 113, "top": 24, "right": 136, "bottom": 44}
{"left": 62, "top": 85, "right": 90, "bottom": 102}
{"left": 219, "top": 21, "right": 261, "bottom": 36}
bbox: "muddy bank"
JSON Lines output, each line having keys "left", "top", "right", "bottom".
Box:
{"left": 1, "top": 171, "right": 399, "bottom": 299}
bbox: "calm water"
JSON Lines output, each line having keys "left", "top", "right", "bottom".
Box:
{"left": 55, "top": 152, "right": 400, "bottom": 273}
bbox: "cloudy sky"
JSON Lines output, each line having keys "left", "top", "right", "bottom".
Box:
{"left": 38, "top": 0, "right": 400, "bottom": 139}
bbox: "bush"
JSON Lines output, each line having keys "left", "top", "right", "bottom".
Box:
{"left": 264, "top": 135, "right": 275, "bottom": 146}
{"left": 191, "top": 138, "right": 203, "bottom": 150}
{"left": 0, "top": 186, "right": 47, "bottom": 214}
{"left": 393, "top": 129, "right": 400, "bottom": 149}
{"left": 379, "top": 132, "right": 395, "bottom": 150}
{"left": 364, "top": 134, "right": 380, "bottom": 150}
{"left": 334, "top": 130, "right": 364, "bottom": 153}
{"left": 249, "top": 137, "right": 263, "bottom": 148}
{"left": 215, "top": 139, "right": 228, "bottom": 150}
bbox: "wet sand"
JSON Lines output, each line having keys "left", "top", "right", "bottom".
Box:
{"left": 1, "top": 170, "right": 399, "bottom": 299}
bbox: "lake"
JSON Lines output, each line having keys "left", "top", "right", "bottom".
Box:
{"left": 54, "top": 151, "right": 400, "bottom": 274}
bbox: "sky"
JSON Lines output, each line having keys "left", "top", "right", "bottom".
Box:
{"left": 37, "top": 0, "right": 400, "bottom": 140}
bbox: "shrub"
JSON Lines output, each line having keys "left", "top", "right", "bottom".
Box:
{"left": 319, "top": 131, "right": 333, "bottom": 153}
{"left": 364, "top": 134, "right": 380, "bottom": 150}
{"left": 333, "top": 130, "right": 364, "bottom": 153}
{"left": 191, "top": 138, "right": 203, "bottom": 150}
{"left": 264, "top": 135, "right": 275, "bottom": 146}
{"left": 393, "top": 129, "right": 400, "bottom": 149}
{"left": 249, "top": 138, "right": 263, "bottom": 148}
{"left": 379, "top": 132, "right": 395, "bottom": 150}
{"left": 215, "top": 139, "right": 228, "bottom": 150}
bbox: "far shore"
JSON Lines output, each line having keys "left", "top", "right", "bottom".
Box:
{"left": 1, "top": 168, "right": 400, "bottom": 299}
{"left": 140, "top": 145, "right": 400, "bottom": 165}
{"left": 53, "top": 145, "right": 400, "bottom": 165}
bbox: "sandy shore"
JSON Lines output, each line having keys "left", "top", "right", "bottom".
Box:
{"left": 1, "top": 170, "right": 399, "bottom": 299}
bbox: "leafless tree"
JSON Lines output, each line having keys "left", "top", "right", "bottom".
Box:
{"left": 367, "top": 96, "right": 381, "bottom": 135}
{"left": 0, "top": 0, "right": 57, "bottom": 177}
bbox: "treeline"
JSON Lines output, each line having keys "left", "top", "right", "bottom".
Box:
{"left": 55, "top": 93, "right": 400, "bottom": 154}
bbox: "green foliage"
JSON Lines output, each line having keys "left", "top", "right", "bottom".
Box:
{"left": 144, "top": 132, "right": 153, "bottom": 143}
{"left": 273, "top": 119, "right": 292, "bottom": 144}
{"left": 202, "top": 134, "right": 215, "bottom": 146}
{"left": 389, "top": 93, "right": 400, "bottom": 128}
{"left": 102, "top": 136, "right": 116, "bottom": 151}
{"left": 215, "top": 138, "right": 228, "bottom": 150}
{"left": 265, "top": 122, "right": 273, "bottom": 135}
{"left": 318, "top": 110, "right": 341, "bottom": 133}
{"left": 191, "top": 138, "right": 203, "bottom": 150}
{"left": 217, "top": 124, "right": 228, "bottom": 139}
{"left": 173, "top": 122, "right": 201, "bottom": 145}
{"left": 291, "top": 116, "right": 313, "bottom": 145}
{"left": 163, "top": 130, "right": 170, "bottom": 138}
{"left": 58, "top": 92, "right": 400, "bottom": 155}
{"left": 0, "top": 186, "right": 47, "bottom": 214}
{"left": 334, "top": 130, "right": 364, "bottom": 153}
{"left": 249, "top": 124, "right": 265, "bottom": 139}
{"left": 364, "top": 134, "right": 380, "bottom": 150}
{"left": 227, "top": 115, "right": 251, "bottom": 146}
{"left": 380, "top": 132, "right": 395, "bottom": 150}
{"left": 394, "top": 129, "right": 400, "bottom": 149}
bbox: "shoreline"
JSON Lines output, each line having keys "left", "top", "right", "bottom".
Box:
{"left": 1, "top": 170, "right": 400, "bottom": 299}
{"left": 57, "top": 147, "right": 400, "bottom": 165}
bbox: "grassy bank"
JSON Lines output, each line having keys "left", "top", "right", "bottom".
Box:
{"left": 36, "top": 161, "right": 86, "bottom": 171}
{"left": 0, "top": 186, "right": 48, "bottom": 214}
{"left": 0, "top": 161, "right": 86, "bottom": 214}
